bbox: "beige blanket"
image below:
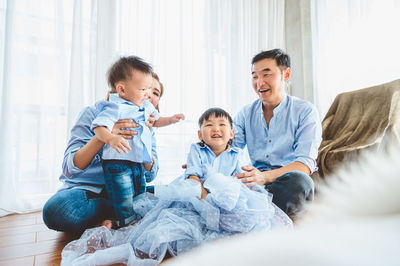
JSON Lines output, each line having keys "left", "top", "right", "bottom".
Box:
{"left": 317, "top": 79, "right": 400, "bottom": 177}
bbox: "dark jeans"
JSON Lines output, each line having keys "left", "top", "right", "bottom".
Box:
{"left": 102, "top": 160, "right": 145, "bottom": 227}
{"left": 265, "top": 171, "right": 315, "bottom": 219}
{"left": 42, "top": 188, "right": 114, "bottom": 234}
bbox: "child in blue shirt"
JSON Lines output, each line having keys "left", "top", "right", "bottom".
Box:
{"left": 185, "top": 107, "right": 247, "bottom": 199}
{"left": 91, "top": 56, "right": 184, "bottom": 228}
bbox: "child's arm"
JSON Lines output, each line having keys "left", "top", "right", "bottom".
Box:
{"left": 153, "top": 114, "right": 185, "bottom": 127}
{"left": 94, "top": 126, "right": 131, "bottom": 154}
{"left": 185, "top": 143, "right": 208, "bottom": 200}
{"left": 188, "top": 175, "right": 208, "bottom": 199}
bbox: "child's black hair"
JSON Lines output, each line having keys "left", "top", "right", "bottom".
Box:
{"left": 107, "top": 55, "right": 153, "bottom": 90}
{"left": 197, "top": 107, "right": 233, "bottom": 147}
{"left": 198, "top": 107, "right": 233, "bottom": 128}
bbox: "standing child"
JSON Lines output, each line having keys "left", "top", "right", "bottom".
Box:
{"left": 91, "top": 56, "right": 184, "bottom": 228}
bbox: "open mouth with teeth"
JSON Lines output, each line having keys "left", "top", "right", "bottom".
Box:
{"left": 211, "top": 134, "right": 222, "bottom": 138}
{"left": 259, "top": 88, "right": 271, "bottom": 93}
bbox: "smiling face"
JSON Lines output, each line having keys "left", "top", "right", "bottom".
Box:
{"left": 251, "top": 58, "right": 291, "bottom": 107}
{"left": 116, "top": 70, "right": 153, "bottom": 107}
{"left": 148, "top": 78, "right": 162, "bottom": 109}
{"left": 198, "top": 114, "right": 234, "bottom": 156}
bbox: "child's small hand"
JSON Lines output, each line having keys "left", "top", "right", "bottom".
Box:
{"left": 108, "top": 135, "right": 131, "bottom": 154}
{"left": 170, "top": 113, "right": 185, "bottom": 124}
{"left": 146, "top": 113, "right": 156, "bottom": 130}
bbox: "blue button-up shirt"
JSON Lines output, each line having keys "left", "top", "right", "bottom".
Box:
{"left": 185, "top": 143, "right": 248, "bottom": 181}
{"left": 59, "top": 105, "right": 159, "bottom": 193}
{"left": 91, "top": 94, "right": 160, "bottom": 164}
{"left": 232, "top": 94, "right": 322, "bottom": 173}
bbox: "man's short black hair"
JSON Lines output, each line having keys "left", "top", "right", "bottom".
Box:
{"left": 251, "top": 49, "right": 291, "bottom": 69}
{"left": 107, "top": 56, "right": 153, "bottom": 90}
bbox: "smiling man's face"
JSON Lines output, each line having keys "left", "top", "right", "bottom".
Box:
{"left": 251, "top": 58, "right": 291, "bottom": 107}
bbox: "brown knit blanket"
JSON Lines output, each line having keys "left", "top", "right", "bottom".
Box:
{"left": 317, "top": 79, "right": 400, "bottom": 177}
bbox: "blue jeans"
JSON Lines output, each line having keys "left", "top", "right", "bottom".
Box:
{"left": 43, "top": 188, "right": 114, "bottom": 234}
{"left": 102, "top": 160, "right": 145, "bottom": 227}
{"left": 265, "top": 171, "right": 314, "bottom": 219}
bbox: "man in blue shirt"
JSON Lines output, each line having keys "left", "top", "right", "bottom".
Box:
{"left": 233, "top": 49, "right": 322, "bottom": 219}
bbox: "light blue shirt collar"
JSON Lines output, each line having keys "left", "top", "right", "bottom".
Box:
{"left": 257, "top": 93, "right": 288, "bottom": 115}
{"left": 199, "top": 143, "right": 239, "bottom": 155}
{"left": 109, "top": 93, "right": 147, "bottom": 110}
{"left": 185, "top": 143, "right": 246, "bottom": 180}
{"left": 273, "top": 93, "right": 288, "bottom": 115}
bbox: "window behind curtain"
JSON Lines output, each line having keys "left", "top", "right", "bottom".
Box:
{"left": 0, "top": 0, "right": 285, "bottom": 214}
{"left": 115, "top": 0, "right": 285, "bottom": 184}
{"left": 0, "top": 0, "right": 95, "bottom": 214}
{"left": 311, "top": 0, "right": 400, "bottom": 117}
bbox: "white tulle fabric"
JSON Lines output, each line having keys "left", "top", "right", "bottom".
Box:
{"left": 61, "top": 167, "right": 292, "bottom": 265}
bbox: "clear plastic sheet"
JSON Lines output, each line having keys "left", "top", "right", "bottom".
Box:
{"left": 61, "top": 168, "right": 292, "bottom": 266}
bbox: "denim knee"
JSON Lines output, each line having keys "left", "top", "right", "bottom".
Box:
{"left": 285, "top": 171, "right": 315, "bottom": 200}
{"left": 43, "top": 189, "right": 113, "bottom": 233}
{"left": 266, "top": 171, "right": 314, "bottom": 219}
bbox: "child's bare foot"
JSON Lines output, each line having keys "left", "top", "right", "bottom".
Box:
{"left": 100, "top": 219, "right": 113, "bottom": 229}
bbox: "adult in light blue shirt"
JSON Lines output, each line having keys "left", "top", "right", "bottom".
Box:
{"left": 42, "top": 105, "right": 158, "bottom": 233}
{"left": 233, "top": 49, "right": 322, "bottom": 219}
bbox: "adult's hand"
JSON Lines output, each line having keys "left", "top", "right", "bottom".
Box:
{"left": 146, "top": 113, "right": 156, "bottom": 130}
{"left": 235, "top": 165, "right": 271, "bottom": 186}
{"left": 143, "top": 157, "right": 154, "bottom": 171}
{"left": 112, "top": 119, "right": 138, "bottom": 139}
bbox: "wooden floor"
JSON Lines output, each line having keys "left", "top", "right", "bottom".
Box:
{"left": 0, "top": 211, "right": 77, "bottom": 266}
{"left": 0, "top": 212, "right": 172, "bottom": 265}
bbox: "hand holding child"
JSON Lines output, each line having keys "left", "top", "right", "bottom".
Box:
{"left": 112, "top": 119, "right": 139, "bottom": 139}
{"left": 235, "top": 165, "right": 269, "bottom": 186}
{"left": 146, "top": 113, "right": 156, "bottom": 130}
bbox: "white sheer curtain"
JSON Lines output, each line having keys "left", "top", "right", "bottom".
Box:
{"left": 0, "top": 0, "right": 114, "bottom": 216}
{"left": 0, "top": 0, "right": 75, "bottom": 216}
{"left": 311, "top": 0, "right": 400, "bottom": 117}
{"left": 0, "top": 0, "right": 285, "bottom": 216}
{"left": 113, "top": 0, "right": 285, "bottom": 184}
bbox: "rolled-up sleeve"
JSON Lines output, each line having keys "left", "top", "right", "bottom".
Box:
{"left": 91, "top": 101, "right": 119, "bottom": 131}
{"left": 62, "top": 107, "right": 100, "bottom": 178}
{"left": 185, "top": 144, "right": 203, "bottom": 179}
{"left": 293, "top": 105, "right": 322, "bottom": 173}
{"left": 232, "top": 107, "right": 247, "bottom": 149}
